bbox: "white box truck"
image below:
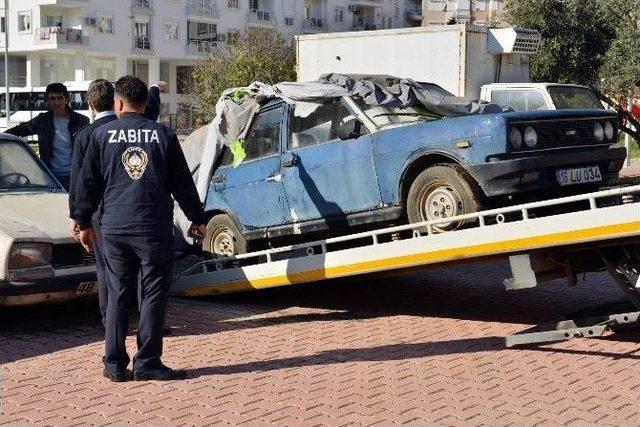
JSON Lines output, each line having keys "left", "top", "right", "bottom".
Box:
{"left": 295, "top": 24, "right": 542, "bottom": 100}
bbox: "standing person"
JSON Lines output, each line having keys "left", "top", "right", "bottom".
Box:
{"left": 6, "top": 83, "right": 89, "bottom": 190}
{"left": 68, "top": 79, "right": 165, "bottom": 327}
{"left": 75, "top": 76, "right": 206, "bottom": 382}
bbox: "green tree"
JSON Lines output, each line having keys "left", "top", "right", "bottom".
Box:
{"left": 502, "top": 0, "right": 616, "bottom": 86}
{"left": 192, "top": 30, "right": 297, "bottom": 122}
{"left": 599, "top": 0, "right": 640, "bottom": 97}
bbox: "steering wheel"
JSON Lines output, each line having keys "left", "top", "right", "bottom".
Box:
{"left": 0, "top": 172, "right": 31, "bottom": 186}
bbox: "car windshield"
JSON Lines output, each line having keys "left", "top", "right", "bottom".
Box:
{"left": 548, "top": 86, "right": 603, "bottom": 110}
{"left": 0, "top": 139, "right": 61, "bottom": 191}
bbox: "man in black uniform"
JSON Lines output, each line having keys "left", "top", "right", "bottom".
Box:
{"left": 75, "top": 76, "right": 206, "bottom": 382}
{"left": 68, "top": 79, "right": 164, "bottom": 326}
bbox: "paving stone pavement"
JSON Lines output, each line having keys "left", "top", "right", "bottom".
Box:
{"left": 1, "top": 260, "right": 639, "bottom": 426}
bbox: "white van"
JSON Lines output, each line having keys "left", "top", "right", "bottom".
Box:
{"left": 0, "top": 81, "right": 91, "bottom": 134}
{"left": 479, "top": 83, "right": 606, "bottom": 111}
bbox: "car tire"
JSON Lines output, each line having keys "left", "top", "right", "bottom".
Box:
{"left": 406, "top": 164, "right": 484, "bottom": 232}
{"left": 205, "top": 214, "right": 248, "bottom": 256}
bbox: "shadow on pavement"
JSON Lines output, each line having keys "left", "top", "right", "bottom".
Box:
{"left": 1, "top": 260, "right": 636, "bottom": 365}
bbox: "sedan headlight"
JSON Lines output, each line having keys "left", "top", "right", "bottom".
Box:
{"left": 604, "top": 121, "right": 615, "bottom": 141}
{"left": 523, "top": 126, "right": 538, "bottom": 148}
{"left": 8, "top": 243, "right": 52, "bottom": 269}
{"left": 509, "top": 127, "right": 523, "bottom": 150}
{"left": 593, "top": 122, "right": 605, "bottom": 142}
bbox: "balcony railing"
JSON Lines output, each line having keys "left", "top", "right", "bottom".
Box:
{"left": 187, "top": 39, "right": 222, "bottom": 55}
{"left": 302, "top": 17, "right": 327, "bottom": 32}
{"left": 247, "top": 9, "right": 274, "bottom": 25}
{"left": 132, "top": 35, "right": 152, "bottom": 51}
{"left": 35, "top": 27, "right": 87, "bottom": 46}
{"left": 186, "top": 1, "right": 219, "bottom": 19}
{"left": 132, "top": 0, "right": 153, "bottom": 12}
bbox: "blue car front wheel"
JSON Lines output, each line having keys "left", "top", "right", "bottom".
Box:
{"left": 406, "top": 164, "right": 484, "bottom": 232}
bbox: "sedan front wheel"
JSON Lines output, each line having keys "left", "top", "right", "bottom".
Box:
{"left": 205, "top": 214, "right": 248, "bottom": 256}
{"left": 407, "top": 164, "right": 484, "bottom": 232}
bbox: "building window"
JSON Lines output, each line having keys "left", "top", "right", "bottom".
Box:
{"left": 334, "top": 7, "right": 344, "bottom": 23}
{"left": 187, "top": 21, "right": 217, "bottom": 43}
{"left": 97, "top": 15, "right": 114, "bottom": 34}
{"left": 176, "top": 66, "right": 194, "bottom": 94}
{"left": 227, "top": 30, "right": 239, "bottom": 45}
{"left": 1, "top": 17, "right": 5, "bottom": 33}
{"left": 164, "top": 23, "right": 179, "bottom": 40}
{"left": 45, "top": 15, "right": 63, "bottom": 27}
{"left": 17, "top": 11, "right": 31, "bottom": 33}
{"left": 87, "top": 57, "right": 116, "bottom": 81}
{"left": 227, "top": 0, "right": 239, "bottom": 8}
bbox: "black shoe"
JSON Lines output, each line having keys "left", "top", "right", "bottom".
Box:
{"left": 103, "top": 368, "right": 132, "bottom": 382}
{"left": 134, "top": 365, "right": 187, "bottom": 381}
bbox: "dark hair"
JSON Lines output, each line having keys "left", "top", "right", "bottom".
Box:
{"left": 45, "top": 82, "right": 69, "bottom": 100}
{"left": 87, "top": 79, "right": 114, "bottom": 112}
{"left": 114, "top": 75, "right": 148, "bottom": 107}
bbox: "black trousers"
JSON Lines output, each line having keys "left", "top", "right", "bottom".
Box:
{"left": 101, "top": 233, "right": 174, "bottom": 374}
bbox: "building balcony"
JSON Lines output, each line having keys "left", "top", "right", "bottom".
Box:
{"left": 186, "top": 1, "right": 219, "bottom": 19}
{"left": 34, "top": 27, "right": 88, "bottom": 47}
{"left": 132, "top": 35, "right": 153, "bottom": 54}
{"left": 349, "top": 0, "right": 383, "bottom": 8}
{"left": 186, "top": 39, "right": 223, "bottom": 56}
{"left": 132, "top": 0, "right": 153, "bottom": 14}
{"left": 247, "top": 9, "right": 275, "bottom": 27}
{"left": 33, "top": 0, "right": 88, "bottom": 6}
{"left": 302, "top": 17, "right": 327, "bottom": 33}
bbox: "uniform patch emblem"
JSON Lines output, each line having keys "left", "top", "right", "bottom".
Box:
{"left": 122, "top": 147, "right": 148, "bottom": 180}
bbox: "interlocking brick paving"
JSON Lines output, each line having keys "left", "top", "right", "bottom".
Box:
{"left": 1, "top": 260, "right": 639, "bottom": 426}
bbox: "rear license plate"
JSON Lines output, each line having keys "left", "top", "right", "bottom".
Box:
{"left": 556, "top": 166, "right": 602, "bottom": 186}
{"left": 75, "top": 281, "right": 97, "bottom": 295}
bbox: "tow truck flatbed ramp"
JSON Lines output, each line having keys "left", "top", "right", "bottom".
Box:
{"left": 172, "top": 185, "right": 640, "bottom": 346}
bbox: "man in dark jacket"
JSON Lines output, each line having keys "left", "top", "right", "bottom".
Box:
{"left": 75, "top": 76, "right": 206, "bottom": 382}
{"left": 6, "top": 82, "right": 89, "bottom": 189}
{"left": 69, "top": 79, "right": 164, "bottom": 327}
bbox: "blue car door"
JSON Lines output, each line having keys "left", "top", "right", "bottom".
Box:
{"left": 280, "top": 99, "right": 382, "bottom": 223}
{"left": 209, "top": 104, "right": 290, "bottom": 229}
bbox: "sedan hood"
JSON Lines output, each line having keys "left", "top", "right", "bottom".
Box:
{"left": 0, "top": 192, "right": 74, "bottom": 242}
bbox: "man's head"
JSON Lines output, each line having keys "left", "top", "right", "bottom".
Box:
{"left": 87, "top": 79, "right": 115, "bottom": 114}
{"left": 45, "top": 83, "right": 69, "bottom": 117}
{"left": 114, "top": 75, "right": 148, "bottom": 117}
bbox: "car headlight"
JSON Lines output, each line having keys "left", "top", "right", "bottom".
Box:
{"left": 509, "top": 127, "right": 523, "bottom": 150}
{"left": 593, "top": 122, "right": 605, "bottom": 142}
{"left": 604, "top": 121, "right": 615, "bottom": 141}
{"left": 523, "top": 126, "right": 538, "bottom": 148}
{"left": 8, "top": 243, "right": 52, "bottom": 269}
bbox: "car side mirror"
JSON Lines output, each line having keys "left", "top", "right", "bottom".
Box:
{"left": 337, "top": 118, "right": 364, "bottom": 140}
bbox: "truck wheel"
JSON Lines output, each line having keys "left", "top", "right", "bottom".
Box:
{"left": 407, "top": 164, "right": 484, "bottom": 232}
{"left": 205, "top": 214, "right": 248, "bottom": 256}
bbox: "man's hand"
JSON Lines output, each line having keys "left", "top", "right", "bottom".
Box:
{"left": 68, "top": 219, "right": 80, "bottom": 242}
{"left": 188, "top": 223, "right": 207, "bottom": 245}
{"left": 79, "top": 227, "right": 96, "bottom": 252}
{"left": 155, "top": 81, "right": 168, "bottom": 93}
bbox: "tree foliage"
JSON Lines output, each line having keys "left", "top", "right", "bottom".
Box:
{"left": 192, "top": 30, "right": 297, "bottom": 122}
{"left": 502, "top": 0, "right": 616, "bottom": 87}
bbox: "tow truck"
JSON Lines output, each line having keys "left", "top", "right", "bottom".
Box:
{"left": 172, "top": 183, "right": 640, "bottom": 348}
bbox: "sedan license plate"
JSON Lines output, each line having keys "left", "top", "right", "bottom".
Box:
{"left": 75, "top": 281, "right": 97, "bottom": 295}
{"left": 556, "top": 166, "right": 602, "bottom": 186}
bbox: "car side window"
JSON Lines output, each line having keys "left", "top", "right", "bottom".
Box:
{"left": 219, "top": 145, "right": 233, "bottom": 167}
{"left": 288, "top": 99, "right": 358, "bottom": 150}
{"left": 243, "top": 107, "right": 282, "bottom": 161}
{"left": 490, "top": 90, "right": 548, "bottom": 112}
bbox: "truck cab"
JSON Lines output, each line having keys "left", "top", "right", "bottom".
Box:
{"left": 480, "top": 83, "right": 605, "bottom": 112}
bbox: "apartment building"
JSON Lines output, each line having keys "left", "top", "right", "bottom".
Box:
{"left": 0, "top": 0, "right": 416, "bottom": 122}
{"left": 422, "top": 0, "right": 502, "bottom": 26}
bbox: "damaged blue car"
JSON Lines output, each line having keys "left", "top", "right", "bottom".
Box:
{"left": 201, "top": 79, "right": 625, "bottom": 256}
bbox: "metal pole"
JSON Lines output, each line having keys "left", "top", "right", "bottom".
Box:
{"left": 4, "top": 0, "right": 9, "bottom": 127}
{"left": 625, "top": 96, "right": 633, "bottom": 167}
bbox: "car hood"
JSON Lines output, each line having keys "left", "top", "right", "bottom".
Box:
{"left": 0, "top": 192, "right": 74, "bottom": 242}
